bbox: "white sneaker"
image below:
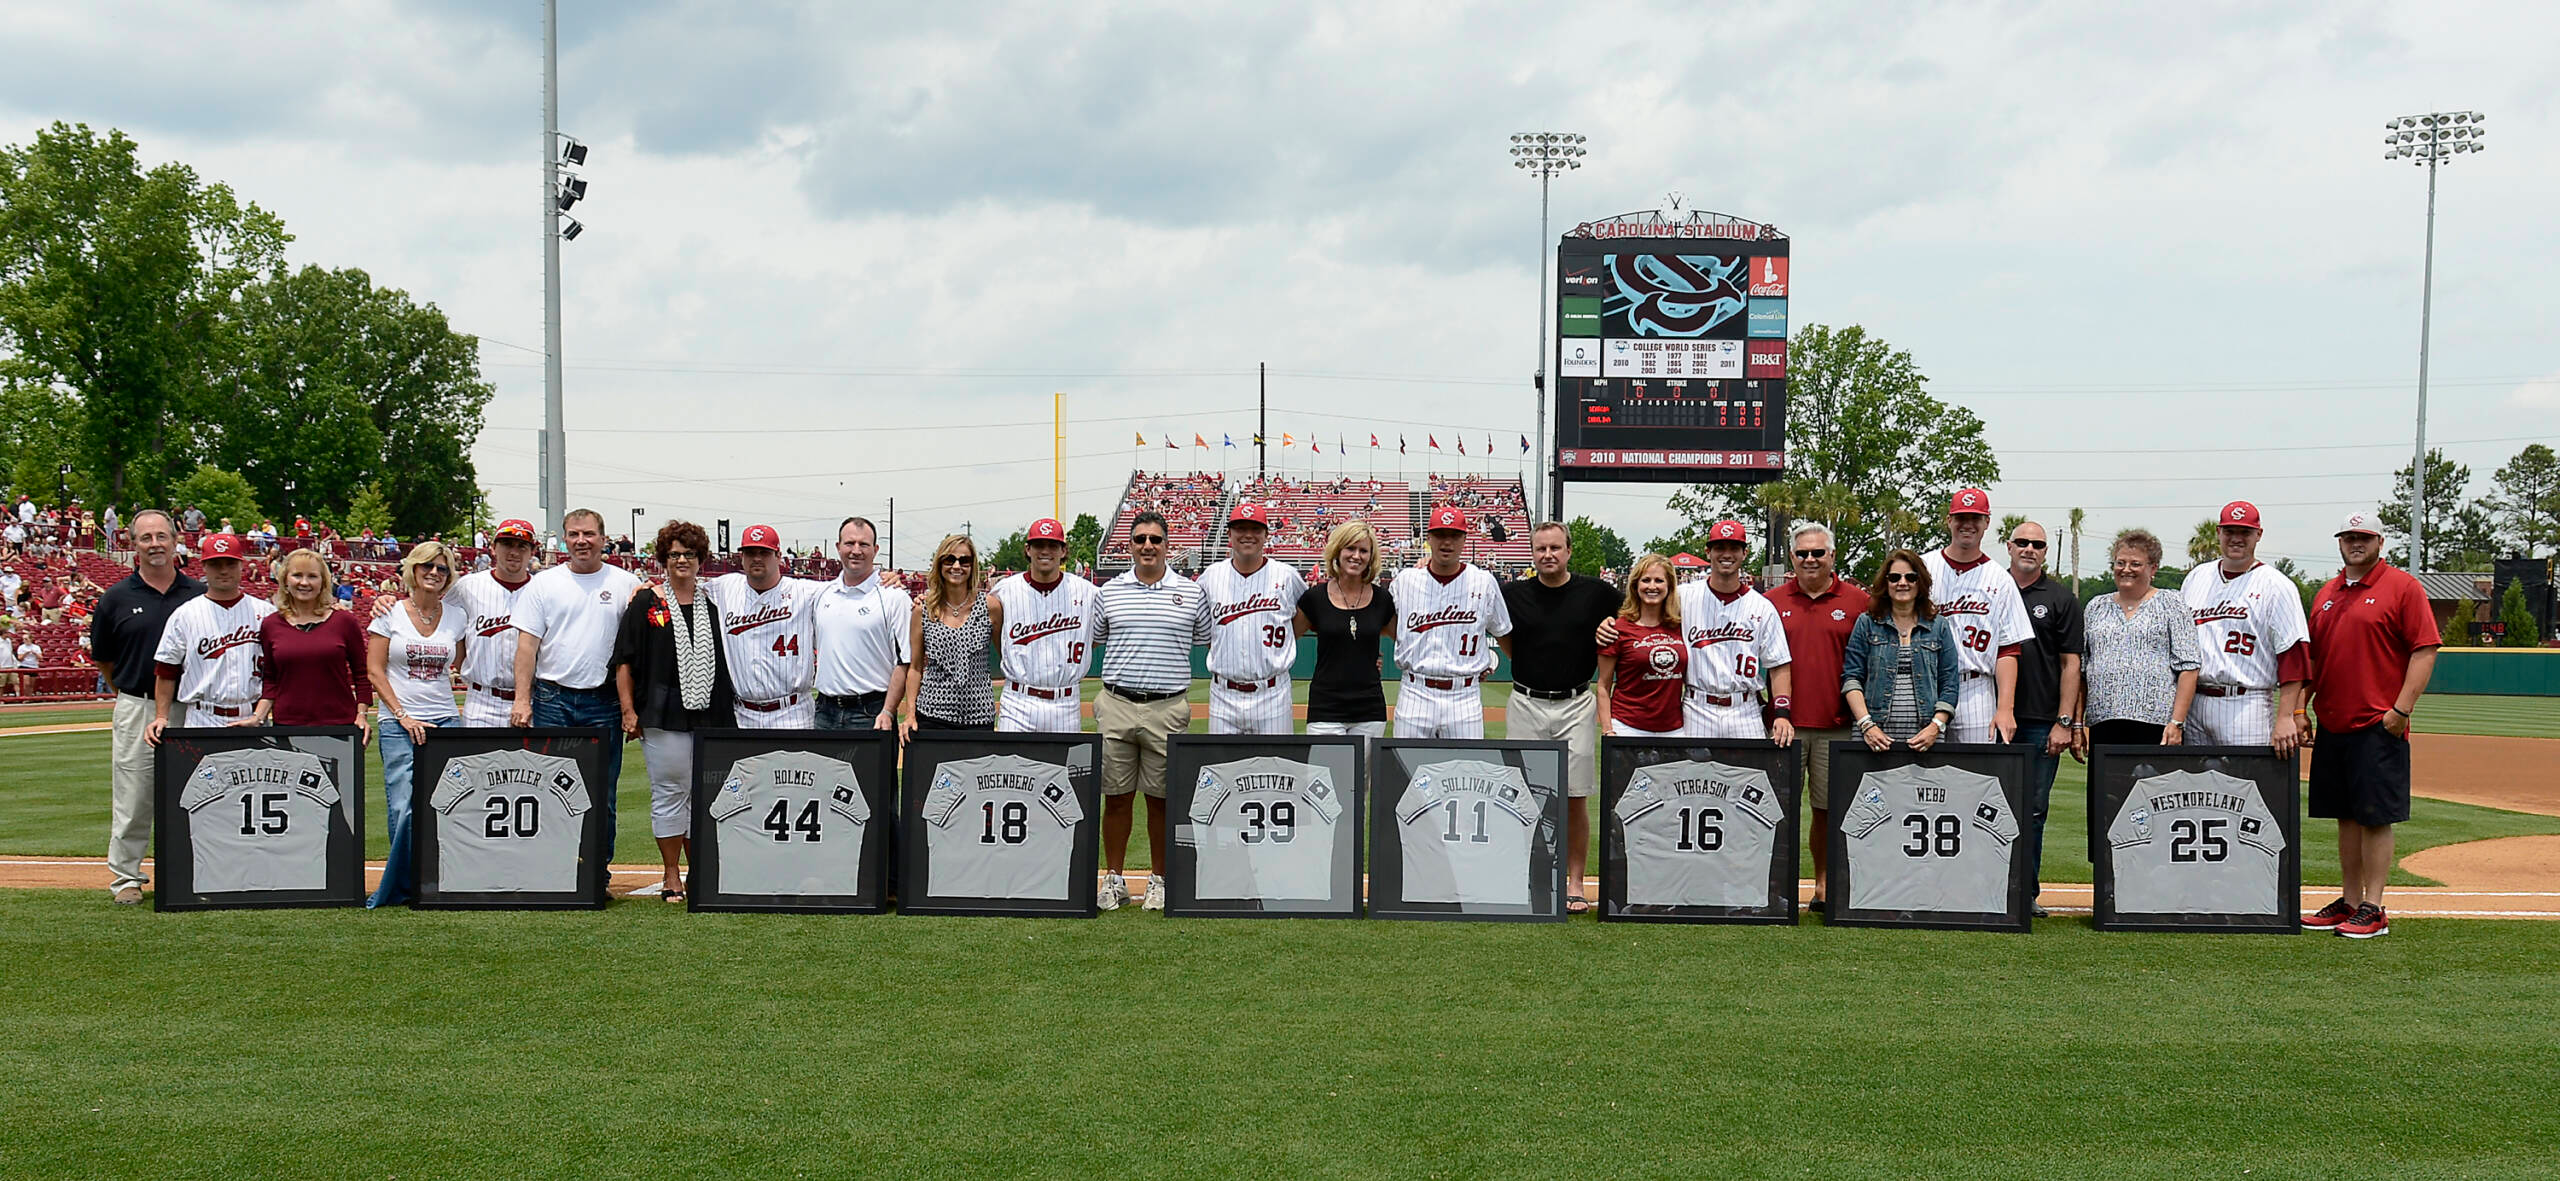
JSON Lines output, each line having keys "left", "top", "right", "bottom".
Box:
{"left": 1098, "top": 872, "right": 1129, "bottom": 910}
{"left": 1141, "top": 872, "right": 1167, "bottom": 911}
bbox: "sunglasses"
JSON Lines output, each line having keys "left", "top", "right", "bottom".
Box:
{"left": 940, "top": 555, "right": 975, "bottom": 566}
{"left": 1793, "top": 548, "right": 1828, "bottom": 559}
{"left": 2009, "top": 539, "right": 2047, "bottom": 550}
{"left": 424, "top": 564, "right": 452, "bottom": 574}
{"left": 1131, "top": 535, "right": 1167, "bottom": 546}
{"left": 1882, "top": 572, "right": 1921, "bottom": 584}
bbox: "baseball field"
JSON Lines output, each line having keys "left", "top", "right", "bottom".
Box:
{"left": 4, "top": 692, "right": 2557, "bottom": 1177}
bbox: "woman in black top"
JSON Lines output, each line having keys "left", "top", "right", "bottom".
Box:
{"left": 1293, "top": 520, "right": 1397, "bottom": 737}
{"left": 612, "top": 521, "right": 734, "bottom": 901}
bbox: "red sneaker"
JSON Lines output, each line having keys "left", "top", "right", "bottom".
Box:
{"left": 2335, "top": 903, "right": 2390, "bottom": 939}
{"left": 2303, "top": 898, "right": 2354, "bottom": 928}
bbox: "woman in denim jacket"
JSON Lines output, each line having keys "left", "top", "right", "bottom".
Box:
{"left": 1840, "top": 549, "right": 1962, "bottom": 749}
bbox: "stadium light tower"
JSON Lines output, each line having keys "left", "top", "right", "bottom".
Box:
{"left": 2382, "top": 109, "right": 2484, "bottom": 570}
{"left": 540, "top": 0, "right": 594, "bottom": 539}
{"left": 1513, "top": 131, "right": 1585, "bottom": 523}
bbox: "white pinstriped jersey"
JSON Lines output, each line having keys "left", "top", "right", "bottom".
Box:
{"left": 1196, "top": 559, "right": 1304, "bottom": 680}
{"left": 2182, "top": 563, "right": 2310, "bottom": 689}
{"left": 706, "top": 573, "right": 823, "bottom": 702}
{"left": 991, "top": 573, "right": 1100, "bottom": 688}
{"left": 1388, "top": 564, "right": 1512, "bottom": 679}
{"left": 1676, "top": 581, "right": 1791, "bottom": 697}
{"left": 154, "top": 594, "right": 275, "bottom": 705}
{"left": 450, "top": 570, "right": 535, "bottom": 690}
{"left": 1921, "top": 550, "right": 2032, "bottom": 675}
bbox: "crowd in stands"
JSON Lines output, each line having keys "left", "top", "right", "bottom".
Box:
{"left": 1101, "top": 472, "right": 1227, "bottom": 563}
{"left": 1234, "top": 476, "right": 1410, "bottom": 562}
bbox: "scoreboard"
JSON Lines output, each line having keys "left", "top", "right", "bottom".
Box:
{"left": 1551, "top": 213, "right": 1789, "bottom": 485}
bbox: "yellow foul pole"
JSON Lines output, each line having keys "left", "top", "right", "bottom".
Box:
{"left": 1052, "top": 393, "right": 1064, "bottom": 522}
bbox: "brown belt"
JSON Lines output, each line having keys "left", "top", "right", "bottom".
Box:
{"left": 469, "top": 682, "right": 518, "bottom": 702}
{"left": 738, "top": 693, "right": 802, "bottom": 713}
{"left": 1684, "top": 689, "right": 1735, "bottom": 707}
{"left": 1221, "top": 675, "right": 1282, "bottom": 693}
{"left": 191, "top": 702, "right": 253, "bottom": 719}
{"left": 1008, "top": 682, "right": 1073, "bottom": 701}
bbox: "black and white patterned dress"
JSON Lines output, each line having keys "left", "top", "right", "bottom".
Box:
{"left": 917, "top": 596, "right": 997, "bottom": 727}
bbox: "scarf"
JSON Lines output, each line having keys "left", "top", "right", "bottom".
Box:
{"left": 666, "top": 592, "right": 716, "bottom": 712}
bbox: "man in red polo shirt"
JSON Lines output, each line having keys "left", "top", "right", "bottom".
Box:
{"left": 1765, "top": 523, "right": 1868, "bottom": 911}
{"left": 2304, "top": 512, "right": 2438, "bottom": 939}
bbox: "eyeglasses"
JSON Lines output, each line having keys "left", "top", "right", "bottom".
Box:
{"left": 1792, "top": 548, "right": 1828, "bottom": 559}
{"left": 1131, "top": 535, "right": 1167, "bottom": 546}
{"left": 1881, "top": 572, "right": 1920, "bottom": 584}
{"left": 2009, "top": 539, "right": 2047, "bottom": 550}
{"left": 424, "top": 564, "right": 452, "bottom": 574}
{"left": 940, "top": 555, "right": 974, "bottom": 566}
{"left": 663, "top": 551, "right": 698, "bottom": 561}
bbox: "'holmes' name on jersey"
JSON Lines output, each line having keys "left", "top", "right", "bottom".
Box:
{"left": 1009, "top": 613, "right": 1085, "bottom": 645}
{"left": 195, "top": 625, "right": 260, "bottom": 660}
{"left": 725, "top": 603, "right": 798, "bottom": 636}
{"left": 1214, "top": 593, "right": 1287, "bottom": 625}
{"left": 1406, "top": 604, "right": 1479, "bottom": 633}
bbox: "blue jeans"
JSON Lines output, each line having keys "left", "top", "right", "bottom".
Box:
{"left": 532, "top": 681, "right": 624, "bottom": 864}
{"left": 368, "top": 714, "right": 455, "bottom": 908}
{"left": 2013, "top": 728, "right": 2063, "bottom": 900}
{"left": 816, "top": 692, "right": 888, "bottom": 732}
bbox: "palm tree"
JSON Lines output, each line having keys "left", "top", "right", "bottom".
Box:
{"left": 2067, "top": 507, "right": 2085, "bottom": 589}
{"left": 2187, "top": 518, "right": 2220, "bottom": 568}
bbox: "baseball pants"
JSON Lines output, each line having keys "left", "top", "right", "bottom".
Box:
{"left": 997, "top": 687, "right": 1085, "bottom": 734}
{"left": 733, "top": 698, "right": 815, "bottom": 729}
{"left": 1208, "top": 678, "right": 1294, "bottom": 734}
{"left": 106, "top": 693, "right": 177, "bottom": 894}
{"left": 460, "top": 690, "right": 514, "bottom": 728}
{"left": 1681, "top": 693, "right": 1768, "bottom": 740}
{"left": 640, "top": 728, "right": 694, "bottom": 839}
{"left": 1950, "top": 676, "right": 1999, "bottom": 743}
{"left": 1507, "top": 690, "right": 1597, "bottom": 798}
{"left": 1097, "top": 689, "right": 1190, "bottom": 797}
{"left": 1306, "top": 720, "right": 1386, "bottom": 738}
{"left": 1611, "top": 723, "right": 1684, "bottom": 739}
{"left": 1392, "top": 678, "right": 1484, "bottom": 739}
{"left": 2188, "top": 689, "right": 2276, "bottom": 747}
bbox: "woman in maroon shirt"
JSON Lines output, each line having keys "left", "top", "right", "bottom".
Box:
{"left": 254, "top": 549, "right": 372, "bottom": 741}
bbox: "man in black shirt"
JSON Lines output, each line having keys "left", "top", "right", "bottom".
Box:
{"left": 2005, "top": 521, "right": 2084, "bottom": 916}
{"left": 1499, "top": 522, "right": 1622, "bottom": 912}
{"left": 88, "top": 509, "right": 204, "bottom": 904}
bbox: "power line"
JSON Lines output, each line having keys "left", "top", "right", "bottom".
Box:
{"left": 483, "top": 407, "right": 1253, "bottom": 435}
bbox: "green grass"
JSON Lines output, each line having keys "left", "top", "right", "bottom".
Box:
{"left": 1, "top": 889, "right": 2553, "bottom": 1178}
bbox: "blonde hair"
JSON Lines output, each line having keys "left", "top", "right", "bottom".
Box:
{"left": 275, "top": 548, "right": 335, "bottom": 613}
{"left": 1322, "top": 519, "right": 1381, "bottom": 582}
{"left": 398, "top": 540, "right": 454, "bottom": 596}
{"left": 922, "top": 534, "right": 985, "bottom": 617}
{"left": 1619, "top": 553, "right": 1682, "bottom": 626}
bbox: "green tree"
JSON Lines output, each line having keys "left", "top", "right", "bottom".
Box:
{"left": 1643, "top": 524, "right": 1716, "bottom": 563}
{"left": 0, "top": 372, "right": 85, "bottom": 501}
{"left": 2273, "top": 557, "right": 2319, "bottom": 618}
{"left": 2439, "top": 599, "right": 2476, "bottom": 647}
{"left": 1566, "top": 516, "right": 1632, "bottom": 576}
{"left": 990, "top": 529, "right": 1030, "bottom": 572}
{"left": 2496, "top": 579, "right": 2542, "bottom": 648}
{"left": 2437, "top": 502, "right": 2500, "bottom": 571}
{"left": 2187, "top": 518, "right": 2220, "bottom": 568}
{"left": 0, "top": 123, "right": 289, "bottom": 504}
{"left": 169, "top": 463, "right": 261, "bottom": 529}
{"left": 2487, "top": 443, "right": 2560, "bottom": 556}
{"left": 341, "top": 482, "right": 393, "bottom": 536}
{"left": 1663, "top": 324, "right": 1997, "bottom": 579}
{"left": 2378, "top": 447, "right": 2469, "bottom": 568}
{"left": 1066, "top": 512, "right": 1102, "bottom": 570}
{"left": 1996, "top": 512, "right": 2027, "bottom": 544}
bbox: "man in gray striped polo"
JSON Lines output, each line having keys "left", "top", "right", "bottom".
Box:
{"left": 1091, "top": 511, "right": 1212, "bottom": 910}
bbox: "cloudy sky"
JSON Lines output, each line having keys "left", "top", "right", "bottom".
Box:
{"left": 6, "top": 0, "right": 2554, "bottom": 572}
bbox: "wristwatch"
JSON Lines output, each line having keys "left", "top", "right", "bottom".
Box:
{"left": 2054, "top": 714, "right": 2075, "bottom": 728}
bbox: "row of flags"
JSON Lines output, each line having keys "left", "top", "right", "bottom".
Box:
{"left": 1135, "top": 432, "right": 1531, "bottom": 456}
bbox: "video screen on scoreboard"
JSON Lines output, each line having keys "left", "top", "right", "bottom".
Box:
{"left": 1553, "top": 234, "right": 1789, "bottom": 484}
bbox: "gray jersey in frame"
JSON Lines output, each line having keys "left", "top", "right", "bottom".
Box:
{"left": 1395, "top": 758, "right": 1544, "bottom": 906}
{"left": 429, "top": 749, "right": 591, "bottom": 894}
{"left": 1614, "top": 760, "right": 1781, "bottom": 908}
{"left": 1841, "top": 763, "right": 2018, "bottom": 914}
{"left": 1176, "top": 756, "right": 1344, "bottom": 901}
{"left": 919, "top": 754, "right": 1084, "bottom": 900}
{"left": 181, "top": 747, "right": 340, "bottom": 893}
{"left": 707, "top": 750, "right": 870, "bottom": 896}
{"left": 2107, "top": 768, "right": 2285, "bottom": 915}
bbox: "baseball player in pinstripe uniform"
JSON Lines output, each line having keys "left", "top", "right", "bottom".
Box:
{"left": 2182, "top": 500, "right": 2310, "bottom": 753}
{"left": 1195, "top": 502, "right": 1305, "bottom": 734}
{"left": 1387, "top": 507, "right": 1512, "bottom": 739}
{"left": 1922, "top": 489, "right": 2030, "bottom": 743}
{"left": 705, "top": 524, "right": 823, "bottom": 729}
{"left": 146, "top": 532, "right": 273, "bottom": 744}
{"left": 1676, "top": 520, "right": 1796, "bottom": 743}
{"left": 449, "top": 518, "right": 540, "bottom": 726}
{"left": 990, "top": 517, "right": 1099, "bottom": 733}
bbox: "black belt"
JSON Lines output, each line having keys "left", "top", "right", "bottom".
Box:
{"left": 538, "top": 679, "right": 612, "bottom": 697}
{"left": 1965, "top": 670, "right": 1992, "bottom": 680}
{"left": 1515, "top": 683, "right": 1590, "bottom": 701}
{"left": 2194, "top": 684, "right": 2264, "bottom": 698}
{"left": 1107, "top": 684, "right": 1186, "bottom": 704}
{"left": 819, "top": 691, "right": 883, "bottom": 708}
{"left": 1684, "top": 690, "right": 1736, "bottom": 707}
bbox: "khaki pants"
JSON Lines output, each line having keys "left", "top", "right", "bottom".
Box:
{"left": 1507, "top": 689, "right": 1598, "bottom": 798}
{"left": 108, "top": 694, "right": 178, "bottom": 894}
{"left": 1798, "top": 726, "right": 1853, "bottom": 814}
{"left": 1096, "top": 688, "right": 1190, "bottom": 798}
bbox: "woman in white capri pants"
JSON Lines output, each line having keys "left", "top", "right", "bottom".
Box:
{"left": 612, "top": 521, "right": 734, "bottom": 901}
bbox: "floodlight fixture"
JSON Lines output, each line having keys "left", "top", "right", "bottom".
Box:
{"left": 560, "top": 135, "right": 588, "bottom": 166}
{"left": 560, "top": 218, "right": 582, "bottom": 241}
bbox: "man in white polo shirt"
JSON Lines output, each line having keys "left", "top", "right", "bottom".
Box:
{"left": 510, "top": 507, "right": 641, "bottom": 859}
{"left": 812, "top": 515, "right": 913, "bottom": 731}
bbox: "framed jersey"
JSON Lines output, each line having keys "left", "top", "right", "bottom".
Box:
{"left": 1162, "top": 734, "right": 1365, "bottom": 918}
{"left": 411, "top": 729, "right": 611, "bottom": 910}
{"left": 2088, "top": 746, "right": 2300, "bottom": 934}
{"left": 1596, "top": 738, "right": 1799, "bottom": 925}
{"left": 687, "top": 729, "right": 898, "bottom": 915}
{"left": 152, "top": 727, "right": 366, "bottom": 911}
{"left": 1366, "top": 739, "right": 1569, "bottom": 923}
{"left": 1823, "top": 743, "right": 2033, "bottom": 932}
{"left": 898, "top": 732, "right": 1102, "bottom": 918}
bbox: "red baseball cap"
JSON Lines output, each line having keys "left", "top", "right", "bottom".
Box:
{"left": 1706, "top": 520, "right": 1749, "bottom": 544}
{"left": 1426, "top": 506, "right": 1469, "bottom": 533}
{"left": 1026, "top": 517, "right": 1067, "bottom": 543}
{"left": 1228, "top": 503, "right": 1269, "bottom": 527}
{"left": 2219, "top": 500, "right": 2263, "bottom": 530}
{"left": 740, "top": 524, "right": 782, "bottom": 550}
{"left": 199, "top": 533, "right": 247, "bottom": 561}
{"left": 1948, "top": 488, "right": 1991, "bottom": 516}
{"left": 492, "top": 518, "right": 537, "bottom": 542}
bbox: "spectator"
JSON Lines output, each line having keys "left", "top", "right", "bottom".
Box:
{"left": 1842, "top": 550, "right": 1961, "bottom": 750}
{"left": 102, "top": 504, "right": 120, "bottom": 548}
{"left": 255, "top": 549, "right": 371, "bottom": 733}
{"left": 2, "top": 516, "right": 21, "bottom": 559}
{"left": 0, "top": 563, "right": 19, "bottom": 606}
{"left": 614, "top": 521, "right": 734, "bottom": 902}
{"left": 90, "top": 509, "right": 205, "bottom": 903}
{"left": 363, "top": 541, "right": 468, "bottom": 909}
{"left": 2302, "top": 512, "right": 2440, "bottom": 940}
{"left": 2074, "top": 528, "right": 2199, "bottom": 750}
{"left": 0, "top": 619, "right": 19, "bottom": 696}
{"left": 895, "top": 533, "right": 997, "bottom": 737}
{"left": 25, "top": 634, "right": 48, "bottom": 690}
{"left": 181, "top": 504, "right": 205, "bottom": 533}
{"left": 1765, "top": 524, "right": 1871, "bottom": 911}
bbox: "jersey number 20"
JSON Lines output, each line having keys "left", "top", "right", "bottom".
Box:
{"left": 483, "top": 796, "right": 541, "bottom": 838}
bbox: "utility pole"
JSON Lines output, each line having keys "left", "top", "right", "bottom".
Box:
{"left": 886, "top": 496, "right": 895, "bottom": 571}
{"left": 1511, "top": 132, "right": 1585, "bottom": 523}
{"left": 1257, "top": 362, "right": 1267, "bottom": 481}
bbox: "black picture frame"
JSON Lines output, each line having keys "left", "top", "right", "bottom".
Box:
{"left": 2087, "top": 745, "right": 2302, "bottom": 934}
{"left": 1596, "top": 737, "right": 1800, "bottom": 925}
{"left": 152, "top": 727, "right": 366, "bottom": 911}
{"left": 1365, "top": 739, "right": 1569, "bottom": 923}
{"left": 897, "top": 731, "right": 1101, "bottom": 918}
{"left": 1822, "top": 742, "right": 2034, "bottom": 932}
{"left": 1162, "top": 734, "right": 1366, "bottom": 919}
{"left": 411, "top": 729, "right": 611, "bottom": 910}
{"left": 686, "top": 728, "right": 899, "bottom": 915}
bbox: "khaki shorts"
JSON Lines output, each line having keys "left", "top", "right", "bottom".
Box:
{"left": 1798, "top": 726, "right": 1853, "bottom": 814}
{"left": 1096, "top": 687, "right": 1190, "bottom": 798}
{"left": 1506, "top": 688, "right": 1598, "bottom": 798}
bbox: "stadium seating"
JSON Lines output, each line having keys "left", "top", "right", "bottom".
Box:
{"left": 1101, "top": 472, "right": 1229, "bottom": 570}
{"left": 1426, "top": 475, "right": 1532, "bottom": 572}
{"left": 1234, "top": 477, "right": 1410, "bottom": 566}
